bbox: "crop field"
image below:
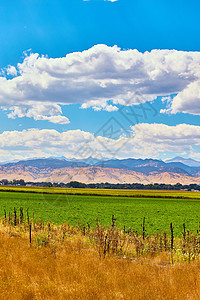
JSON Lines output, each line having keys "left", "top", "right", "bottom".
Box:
{"left": 1, "top": 188, "right": 200, "bottom": 236}
{"left": 1, "top": 185, "right": 200, "bottom": 198}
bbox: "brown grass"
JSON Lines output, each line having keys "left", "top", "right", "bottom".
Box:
{"left": 0, "top": 230, "right": 200, "bottom": 300}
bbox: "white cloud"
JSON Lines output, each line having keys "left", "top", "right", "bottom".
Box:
{"left": 4, "top": 103, "right": 69, "bottom": 124}
{"left": 40, "top": 115, "right": 70, "bottom": 124}
{"left": 113, "top": 123, "right": 200, "bottom": 159}
{"left": 131, "top": 123, "right": 200, "bottom": 147}
{"left": 1, "top": 45, "right": 200, "bottom": 120}
{"left": 0, "top": 123, "right": 200, "bottom": 162}
{"left": 161, "top": 96, "right": 171, "bottom": 103}
{"left": 169, "top": 81, "right": 200, "bottom": 115}
{"left": 6, "top": 66, "right": 17, "bottom": 76}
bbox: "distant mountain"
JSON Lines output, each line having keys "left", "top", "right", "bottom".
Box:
{"left": 0, "top": 159, "right": 19, "bottom": 165}
{"left": 165, "top": 156, "right": 200, "bottom": 167}
{"left": 3, "top": 157, "right": 200, "bottom": 175}
{"left": 96, "top": 158, "right": 165, "bottom": 169}
{"left": 96, "top": 158, "right": 199, "bottom": 175}
{"left": 1, "top": 156, "right": 200, "bottom": 184}
{"left": 0, "top": 165, "right": 200, "bottom": 185}
{"left": 70, "top": 156, "right": 107, "bottom": 165}
{"left": 4, "top": 158, "right": 89, "bottom": 170}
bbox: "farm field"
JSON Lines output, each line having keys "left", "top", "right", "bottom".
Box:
{"left": 1, "top": 185, "right": 200, "bottom": 198}
{"left": 0, "top": 190, "right": 200, "bottom": 235}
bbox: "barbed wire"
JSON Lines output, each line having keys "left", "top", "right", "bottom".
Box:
{"left": 2, "top": 225, "right": 200, "bottom": 270}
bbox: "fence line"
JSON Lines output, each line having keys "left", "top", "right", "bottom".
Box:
{"left": 2, "top": 209, "right": 200, "bottom": 266}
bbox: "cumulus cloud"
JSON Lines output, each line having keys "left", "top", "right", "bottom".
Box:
{"left": 3, "top": 103, "right": 69, "bottom": 124}
{"left": 0, "top": 123, "right": 200, "bottom": 162}
{"left": 6, "top": 66, "right": 17, "bottom": 76}
{"left": 131, "top": 123, "right": 200, "bottom": 153}
{"left": 168, "top": 81, "right": 200, "bottom": 115}
{"left": 1, "top": 44, "right": 200, "bottom": 121}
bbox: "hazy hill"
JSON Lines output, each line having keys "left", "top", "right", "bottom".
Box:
{"left": 165, "top": 156, "right": 200, "bottom": 167}
{"left": 1, "top": 156, "right": 200, "bottom": 184}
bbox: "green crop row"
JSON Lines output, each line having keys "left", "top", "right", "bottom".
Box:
{"left": 0, "top": 186, "right": 200, "bottom": 198}
{"left": 0, "top": 190, "right": 200, "bottom": 236}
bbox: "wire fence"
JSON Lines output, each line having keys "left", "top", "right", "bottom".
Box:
{"left": 2, "top": 208, "right": 200, "bottom": 268}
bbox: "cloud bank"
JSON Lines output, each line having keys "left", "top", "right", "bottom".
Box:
{"left": 1, "top": 45, "right": 200, "bottom": 123}
{"left": 0, "top": 123, "right": 200, "bottom": 162}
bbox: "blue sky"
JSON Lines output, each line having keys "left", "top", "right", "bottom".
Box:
{"left": 1, "top": 0, "right": 200, "bottom": 162}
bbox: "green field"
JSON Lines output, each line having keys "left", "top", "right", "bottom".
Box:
{"left": 0, "top": 189, "right": 200, "bottom": 236}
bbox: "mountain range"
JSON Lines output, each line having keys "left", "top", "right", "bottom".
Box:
{"left": 1, "top": 156, "right": 200, "bottom": 184}
{"left": 165, "top": 156, "right": 200, "bottom": 167}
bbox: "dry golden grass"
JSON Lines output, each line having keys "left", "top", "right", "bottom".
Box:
{"left": 0, "top": 230, "right": 200, "bottom": 300}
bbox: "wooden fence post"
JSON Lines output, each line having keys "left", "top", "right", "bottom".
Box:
{"left": 29, "top": 224, "right": 32, "bottom": 245}
{"left": 32, "top": 212, "right": 35, "bottom": 229}
{"left": 112, "top": 215, "right": 116, "bottom": 228}
{"left": 170, "top": 222, "right": 174, "bottom": 264}
{"left": 183, "top": 223, "right": 186, "bottom": 254}
{"left": 142, "top": 217, "right": 145, "bottom": 240}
